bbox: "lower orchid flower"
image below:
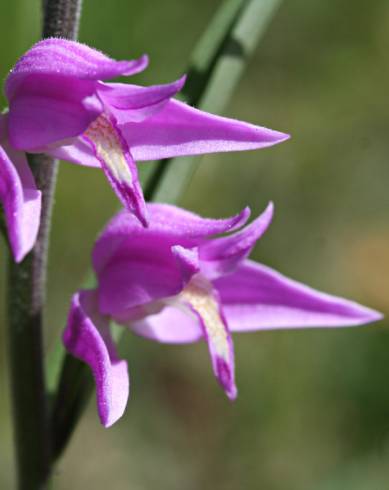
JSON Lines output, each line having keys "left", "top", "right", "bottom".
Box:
{"left": 1, "top": 38, "right": 289, "bottom": 261}
{"left": 63, "top": 203, "right": 382, "bottom": 427}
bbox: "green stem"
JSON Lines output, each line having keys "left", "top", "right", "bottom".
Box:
{"left": 6, "top": 1, "right": 83, "bottom": 489}
{"left": 7, "top": 250, "right": 50, "bottom": 489}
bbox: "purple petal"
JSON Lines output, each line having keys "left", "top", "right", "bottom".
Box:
{"left": 63, "top": 290, "right": 129, "bottom": 427}
{"left": 6, "top": 38, "right": 148, "bottom": 100}
{"left": 119, "top": 98, "right": 289, "bottom": 161}
{"left": 172, "top": 245, "right": 199, "bottom": 283}
{"left": 214, "top": 260, "right": 383, "bottom": 331}
{"left": 44, "top": 137, "right": 100, "bottom": 167}
{"left": 0, "top": 143, "right": 41, "bottom": 262}
{"left": 83, "top": 113, "right": 147, "bottom": 225}
{"left": 130, "top": 304, "right": 203, "bottom": 343}
{"left": 180, "top": 276, "right": 237, "bottom": 399}
{"left": 144, "top": 204, "right": 250, "bottom": 239}
{"left": 98, "top": 76, "right": 186, "bottom": 122}
{"left": 93, "top": 204, "right": 250, "bottom": 274}
{"left": 97, "top": 243, "right": 199, "bottom": 319}
{"left": 93, "top": 204, "right": 252, "bottom": 317}
{"left": 200, "top": 202, "right": 274, "bottom": 278}
{"left": 8, "top": 90, "right": 102, "bottom": 150}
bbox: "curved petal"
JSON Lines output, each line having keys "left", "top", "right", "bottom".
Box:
{"left": 44, "top": 137, "right": 100, "bottom": 167}
{"left": 98, "top": 76, "right": 186, "bottom": 122}
{"left": 144, "top": 203, "right": 250, "bottom": 239}
{"left": 83, "top": 113, "right": 147, "bottom": 225}
{"left": 130, "top": 304, "right": 203, "bottom": 343}
{"left": 94, "top": 204, "right": 252, "bottom": 317}
{"left": 200, "top": 202, "right": 273, "bottom": 278}
{"left": 63, "top": 290, "right": 129, "bottom": 427}
{"left": 6, "top": 38, "right": 148, "bottom": 100}
{"left": 180, "top": 275, "right": 237, "bottom": 399}
{"left": 93, "top": 204, "right": 250, "bottom": 275}
{"left": 214, "top": 260, "right": 383, "bottom": 331}
{"left": 98, "top": 244, "right": 199, "bottom": 318}
{"left": 0, "top": 143, "right": 41, "bottom": 262}
{"left": 119, "top": 98, "right": 290, "bottom": 161}
{"left": 8, "top": 91, "right": 102, "bottom": 150}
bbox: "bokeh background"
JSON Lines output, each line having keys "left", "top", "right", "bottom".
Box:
{"left": 1, "top": 0, "right": 389, "bottom": 488}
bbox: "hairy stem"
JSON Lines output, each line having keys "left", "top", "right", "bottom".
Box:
{"left": 43, "top": 0, "right": 82, "bottom": 38}
{"left": 7, "top": 1, "right": 83, "bottom": 489}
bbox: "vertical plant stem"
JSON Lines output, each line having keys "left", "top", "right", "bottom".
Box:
{"left": 7, "top": 1, "right": 83, "bottom": 489}
{"left": 43, "top": 0, "right": 82, "bottom": 38}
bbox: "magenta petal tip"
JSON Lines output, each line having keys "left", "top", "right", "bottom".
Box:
{"left": 355, "top": 306, "right": 384, "bottom": 325}
{"left": 176, "top": 74, "right": 187, "bottom": 90}
{"left": 99, "top": 358, "right": 129, "bottom": 428}
{"left": 121, "top": 54, "right": 149, "bottom": 77}
{"left": 216, "top": 356, "right": 237, "bottom": 400}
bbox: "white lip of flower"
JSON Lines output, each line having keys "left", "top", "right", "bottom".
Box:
{"left": 84, "top": 112, "right": 133, "bottom": 186}
{"left": 178, "top": 274, "right": 230, "bottom": 362}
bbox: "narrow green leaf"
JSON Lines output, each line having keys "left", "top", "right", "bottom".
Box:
{"left": 144, "top": 0, "right": 282, "bottom": 203}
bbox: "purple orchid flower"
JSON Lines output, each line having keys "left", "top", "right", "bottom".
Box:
{"left": 1, "top": 38, "right": 288, "bottom": 262}
{"left": 63, "top": 203, "right": 382, "bottom": 427}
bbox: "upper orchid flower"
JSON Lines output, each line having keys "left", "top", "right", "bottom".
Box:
{"left": 63, "top": 203, "right": 382, "bottom": 427}
{"left": 1, "top": 38, "right": 288, "bottom": 261}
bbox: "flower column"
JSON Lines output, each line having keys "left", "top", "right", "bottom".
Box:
{"left": 6, "top": 1, "right": 83, "bottom": 489}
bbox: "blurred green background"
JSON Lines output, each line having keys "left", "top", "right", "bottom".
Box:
{"left": 1, "top": 0, "right": 389, "bottom": 488}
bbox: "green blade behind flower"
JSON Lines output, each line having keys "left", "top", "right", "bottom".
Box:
{"left": 137, "top": 0, "right": 246, "bottom": 190}
{"left": 49, "top": 0, "right": 284, "bottom": 461}
{"left": 143, "top": 0, "right": 283, "bottom": 203}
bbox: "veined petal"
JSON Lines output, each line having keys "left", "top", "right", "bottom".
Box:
{"left": 93, "top": 203, "right": 253, "bottom": 322}
{"left": 0, "top": 143, "right": 41, "bottom": 262}
{"left": 92, "top": 204, "right": 250, "bottom": 275}
{"left": 97, "top": 243, "right": 199, "bottom": 319}
{"left": 83, "top": 113, "right": 147, "bottom": 225}
{"left": 144, "top": 204, "right": 250, "bottom": 239}
{"left": 120, "top": 99, "right": 290, "bottom": 161}
{"left": 44, "top": 137, "right": 100, "bottom": 168}
{"left": 63, "top": 290, "right": 129, "bottom": 427}
{"left": 214, "top": 260, "right": 383, "bottom": 331}
{"left": 98, "top": 76, "right": 186, "bottom": 122}
{"left": 8, "top": 91, "right": 102, "bottom": 150}
{"left": 130, "top": 304, "right": 203, "bottom": 344}
{"left": 200, "top": 202, "right": 274, "bottom": 278}
{"left": 179, "top": 274, "right": 237, "bottom": 399}
{"left": 6, "top": 38, "right": 148, "bottom": 100}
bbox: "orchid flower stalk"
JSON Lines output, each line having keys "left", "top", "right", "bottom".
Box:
{"left": 0, "top": 38, "right": 288, "bottom": 262}
{"left": 63, "top": 203, "right": 382, "bottom": 427}
{"left": 5, "top": 2, "right": 84, "bottom": 489}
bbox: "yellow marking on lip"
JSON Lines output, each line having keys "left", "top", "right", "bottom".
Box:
{"left": 84, "top": 113, "right": 133, "bottom": 186}
{"left": 180, "top": 275, "right": 229, "bottom": 361}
